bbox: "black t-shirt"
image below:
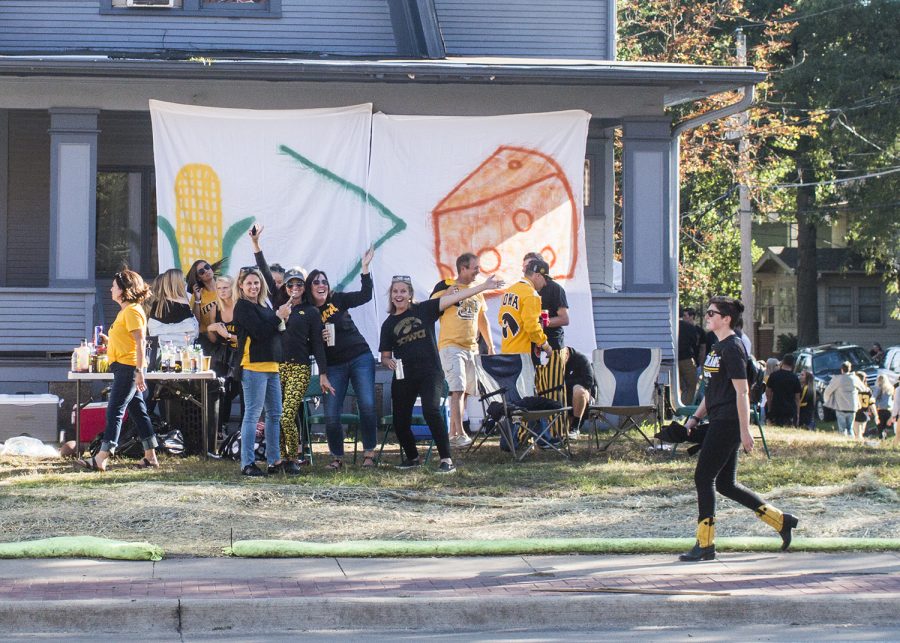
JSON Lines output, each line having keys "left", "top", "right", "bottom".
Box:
{"left": 702, "top": 334, "right": 747, "bottom": 422}
{"left": 564, "top": 348, "right": 594, "bottom": 391}
{"left": 766, "top": 369, "right": 802, "bottom": 420}
{"left": 540, "top": 280, "right": 569, "bottom": 350}
{"left": 151, "top": 301, "right": 193, "bottom": 325}
{"left": 378, "top": 298, "right": 442, "bottom": 376}
{"left": 678, "top": 320, "right": 702, "bottom": 362}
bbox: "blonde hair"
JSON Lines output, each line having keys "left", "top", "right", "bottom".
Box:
{"left": 387, "top": 279, "right": 416, "bottom": 314}
{"left": 215, "top": 275, "right": 235, "bottom": 308}
{"left": 765, "top": 358, "right": 779, "bottom": 377}
{"left": 234, "top": 268, "right": 269, "bottom": 306}
{"left": 876, "top": 374, "right": 892, "bottom": 397}
{"left": 149, "top": 269, "right": 188, "bottom": 318}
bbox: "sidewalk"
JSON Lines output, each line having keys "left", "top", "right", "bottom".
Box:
{"left": 1, "top": 552, "right": 899, "bottom": 634}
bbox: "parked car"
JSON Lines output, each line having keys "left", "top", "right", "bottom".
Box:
{"left": 793, "top": 343, "right": 879, "bottom": 421}
{"left": 879, "top": 345, "right": 900, "bottom": 386}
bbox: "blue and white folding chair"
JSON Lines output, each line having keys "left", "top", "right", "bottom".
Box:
{"left": 589, "top": 347, "right": 662, "bottom": 451}
{"left": 472, "top": 353, "right": 571, "bottom": 461}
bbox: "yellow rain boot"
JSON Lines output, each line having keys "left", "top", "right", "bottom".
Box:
{"left": 756, "top": 504, "right": 798, "bottom": 551}
{"left": 679, "top": 517, "right": 716, "bottom": 562}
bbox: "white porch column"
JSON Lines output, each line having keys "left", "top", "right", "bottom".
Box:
{"left": 48, "top": 108, "right": 99, "bottom": 287}
{"left": 621, "top": 118, "right": 674, "bottom": 293}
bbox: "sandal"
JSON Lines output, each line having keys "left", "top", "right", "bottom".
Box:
{"left": 361, "top": 456, "right": 377, "bottom": 468}
{"left": 134, "top": 458, "right": 160, "bottom": 470}
{"left": 75, "top": 456, "right": 106, "bottom": 472}
{"left": 326, "top": 459, "right": 343, "bottom": 471}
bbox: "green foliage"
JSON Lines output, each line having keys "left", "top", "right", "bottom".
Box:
{"left": 776, "top": 332, "right": 798, "bottom": 356}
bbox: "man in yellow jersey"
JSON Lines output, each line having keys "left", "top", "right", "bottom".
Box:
{"left": 430, "top": 253, "right": 495, "bottom": 448}
{"left": 498, "top": 259, "right": 551, "bottom": 360}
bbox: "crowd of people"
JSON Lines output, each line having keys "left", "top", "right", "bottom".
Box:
{"left": 75, "top": 225, "right": 599, "bottom": 476}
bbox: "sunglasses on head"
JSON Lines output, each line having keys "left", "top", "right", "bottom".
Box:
{"left": 392, "top": 275, "right": 412, "bottom": 284}
{"left": 239, "top": 266, "right": 259, "bottom": 275}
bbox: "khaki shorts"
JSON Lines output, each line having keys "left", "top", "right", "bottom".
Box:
{"left": 440, "top": 346, "right": 477, "bottom": 395}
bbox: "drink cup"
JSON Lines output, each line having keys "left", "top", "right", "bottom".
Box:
{"left": 540, "top": 310, "right": 550, "bottom": 328}
{"left": 202, "top": 355, "right": 211, "bottom": 371}
{"left": 394, "top": 358, "right": 405, "bottom": 380}
{"left": 325, "top": 323, "right": 335, "bottom": 347}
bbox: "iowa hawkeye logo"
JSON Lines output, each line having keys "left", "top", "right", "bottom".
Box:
{"left": 500, "top": 312, "right": 520, "bottom": 339}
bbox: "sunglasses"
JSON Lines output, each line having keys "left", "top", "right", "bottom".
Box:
{"left": 286, "top": 281, "right": 305, "bottom": 289}
{"left": 311, "top": 278, "right": 329, "bottom": 286}
{"left": 197, "top": 264, "right": 212, "bottom": 275}
{"left": 392, "top": 275, "right": 412, "bottom": 284}
{"left": 239, "top": 266, "right": 259, "bottom": 275}
{"left": 705, "top": 309, "right": 724, "bottom": 318}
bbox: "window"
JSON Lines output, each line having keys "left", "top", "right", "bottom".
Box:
{"left": 103, "top": 0, "right": 280, "bottom": 17}
{"left": 757, "top": 287, "right": 775, "bottom": 325}
{"left": 777, "top": 285, "right": 796, "bottom": 324}
{"left": 826, "top": 285, "right": 883, "bottom": 327}
{"left": 96, "top": 169, "right": 157, "bottom": 278}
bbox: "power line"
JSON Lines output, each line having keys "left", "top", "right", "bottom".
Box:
{"left": 764, "top": 166, "right": 900, "bottom": 189}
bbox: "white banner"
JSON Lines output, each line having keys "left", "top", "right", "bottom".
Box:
{"left": 151, "top": 101, "right": 594, "bottom": 354}
{"left": 368, "top": 110, "right": 595, "bottom": 354}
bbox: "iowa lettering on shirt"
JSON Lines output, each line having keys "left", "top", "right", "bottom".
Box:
{"left": 320, "top": 303, "right": 339, "bottom": 323}
{"left": 501, "top": 292, "right": 520, "bottom": 309}
{"left": 703, "top": 350, "right": 721, "bottom": 377}
{"left": 393, "top": 316, "right": 427, "bottom": 346}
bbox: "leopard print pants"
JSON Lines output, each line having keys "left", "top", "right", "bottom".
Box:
{"left": 279, "top": 362, "right": 311, "bottom": 460}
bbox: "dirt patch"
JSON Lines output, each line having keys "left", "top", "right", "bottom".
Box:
{"left": 1, "top": 473, "right": 896, "bottom": 556}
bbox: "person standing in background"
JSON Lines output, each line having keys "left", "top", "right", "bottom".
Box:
{"left": 677, "top": 307, "right": 703, "bottom": 405}
{"left": 765, "top": 354, "right": 802, "bottom": 426}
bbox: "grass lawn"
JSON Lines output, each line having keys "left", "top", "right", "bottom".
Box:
{"left": 1, "top": 424, "right": 897, "bottom": 556}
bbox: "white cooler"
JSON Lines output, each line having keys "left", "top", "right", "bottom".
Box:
{"left": 0, "top": 394, "right": 61, "bottom": 443}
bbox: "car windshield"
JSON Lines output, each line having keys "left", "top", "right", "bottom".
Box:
{"left": 812, "top": 346, "right": 875, "bottom": 375}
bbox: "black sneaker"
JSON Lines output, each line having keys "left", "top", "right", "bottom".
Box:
{"left": 436, "top": 461, "right": 457, "bottom": 475}
{"left": 396, "top": 457, "right": 421, "bottom": 470}
{"left": 241, "top": 464, "right": 267, "bottom": 477}
{"left": 268, "top": 461, "right": 302, "bottom": 475}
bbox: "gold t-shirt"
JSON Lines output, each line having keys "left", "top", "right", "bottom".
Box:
{"left": 190, "top": 288, "right": 218, "bottom": 333}
{"left": 431, "top": 279, "right": 487, "bottom": 351}
{"left": 241, "top": 337, "right": 279, "bottom": 373}
{"left": 107, "top": 303, "right": 146, "bottom": 367}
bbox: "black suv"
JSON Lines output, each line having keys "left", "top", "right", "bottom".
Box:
{"left": 793, "top": 343, "right": 878, "bottom": 421}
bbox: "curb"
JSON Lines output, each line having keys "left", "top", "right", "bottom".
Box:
{"left": 2, "top": 595, "right": 899, "bottom": 634}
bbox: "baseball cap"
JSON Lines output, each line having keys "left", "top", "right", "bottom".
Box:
{"left": 526, "top": 259, "right": 551, "bottom": 278}
{"left": 283, "top": 267, "right": 307, "bottom": 285}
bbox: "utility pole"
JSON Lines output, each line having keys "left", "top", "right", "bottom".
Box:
{"left": 736, "top": 28, "right": 754, "bottom": 347}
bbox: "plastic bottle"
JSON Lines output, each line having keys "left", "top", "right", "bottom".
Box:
{"left": 75, "top": 340, "right": 91, "bottom": 372}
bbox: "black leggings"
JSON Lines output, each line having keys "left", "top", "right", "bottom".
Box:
{"left": 694, "top": 420, "right": 766, "bottom": 521}
{"left": 391, "top": 368, "right": 451, "bottom": 461}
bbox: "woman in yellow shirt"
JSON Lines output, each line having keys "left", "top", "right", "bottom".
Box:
{"left": 232, "top": 267, "right": 286, "bottom": 477}
{"left": 77, "top": 269, "right": 158, "bottom": 472}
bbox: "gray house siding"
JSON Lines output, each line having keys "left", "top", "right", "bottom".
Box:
{"left": 434, "top": 0, "right": 612, "bottom": 59}
{"left": 593, "top": 293, "right": 675, "bottom": 361}
{"left": 7, "top": 111, "right": 50, "bottom": 288}
{"left": 0, "top": 0, "right": 397, "bottom": 56}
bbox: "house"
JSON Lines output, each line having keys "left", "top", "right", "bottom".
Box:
{"left": 753, "top": 246, "right": 900, "bottom": 358}
{"left": 0, "top": 0, "right": 763, "bottom": 398}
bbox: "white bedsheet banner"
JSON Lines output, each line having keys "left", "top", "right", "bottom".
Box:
{"left": 368, "top": 110, "right": 595, "bottom": 354}
{"left": 150, "top": 101, "right": 594, "bottom": 354}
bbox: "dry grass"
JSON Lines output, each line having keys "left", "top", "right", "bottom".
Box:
{"left": 1, "top": 426, "right": 897, "bottom": 556}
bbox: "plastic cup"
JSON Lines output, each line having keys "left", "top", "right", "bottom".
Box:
{"left": 202, "top": 356, "right": 211, "bottom": 371}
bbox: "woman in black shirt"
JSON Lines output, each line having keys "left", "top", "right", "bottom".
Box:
{"left": 304, "top": 246, "right": 377, "bottom": 470}
{"left": 681, "top": 296, "right": 798, "bottom": 561}
{"left": 379, "top": 274, "right": 502, "bottom": 474}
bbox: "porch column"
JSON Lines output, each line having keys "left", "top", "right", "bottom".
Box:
{"left": 48, "top": 108, "right": 99, "bottom": 287}
{"left": 621, "top": 118, "right": 673, "bottom": 293}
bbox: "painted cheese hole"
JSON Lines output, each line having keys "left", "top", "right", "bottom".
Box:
{"left": 478, "top": 247, "right": 502, "bottom": 273}
{"left": 512, "top": 208, "right": 533, "bottom": 232}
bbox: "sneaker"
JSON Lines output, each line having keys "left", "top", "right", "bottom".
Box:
{"left": 451, "top": 434, "right": 473, "bottom": 448}
{"left": 241, "top": 464, "right": 267, "bottom": 477}
{"left": 269, "top": 461, "right": 302, "bottom": 475}
{"left": 568, "top": 430, "right": 580, "bottom": 441}
{"left": 396, "top": 457, "right": 421, "bottom": 470}
{"left": 436, "top": 461, "right": 457, "bottom": 475}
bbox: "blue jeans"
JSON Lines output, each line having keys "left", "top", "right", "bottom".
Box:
{"left": 325, "top": 351, "right": 377, "bottom": 456}
{"left": 835, "top": 410, "right": 854, "bottom": 436}
{"left": 240, "top": 369, "right": 283, "bottom": 468}
{"left": 101, "top": 362, "right": 158, "bottom": 453}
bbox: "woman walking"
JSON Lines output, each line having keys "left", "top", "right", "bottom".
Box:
{"left": 873, "top": 375, "right": 893, "bottom": 439}
{"left": 680, "top": 296, "right": 798, "bottom": 561}
{"left": 77, "top": 269, "right": 159, "bottom": 471}
{"left": 379, "top": 274, "right": 503, "bottom": 473}
{"left": 304, "top": 246, "right": 377, "bottom": 470}
{"left": 232, "top": 267, "right": 285, "bottom": 477}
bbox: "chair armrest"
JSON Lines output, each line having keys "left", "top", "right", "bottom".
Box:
{"left": 479, "top": 387, "right": 507, "bottom": 402}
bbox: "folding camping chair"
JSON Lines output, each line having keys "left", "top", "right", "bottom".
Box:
{"left": 588, "top": 347, "right": 662, "bottom": 452}
{"left": 301, "top": 376, "right": 360, "bottom": 464}
{"left": 471, "top": 353, "right": 571, "bottom": 461}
